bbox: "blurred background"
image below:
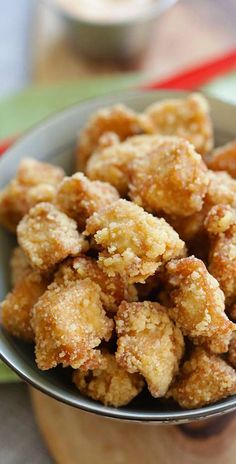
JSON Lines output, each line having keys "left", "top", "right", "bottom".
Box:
{"left": 0, "top": 1, "right": 236, "bottom": 463}
{"left": 0, "top": 0, "right": 236, "bottom": 98}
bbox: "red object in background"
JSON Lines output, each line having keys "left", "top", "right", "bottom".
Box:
{"left": 143, "top": 48, "right": 236, "bottom": 91}
{"left": 0, "top": 136, "right": 16, "bottom": 156}
{"left": 0, "top": 49, "right": 236, "bottom": 156}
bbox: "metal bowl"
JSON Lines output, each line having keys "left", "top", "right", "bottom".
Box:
{"left": 45, "top": 0, "right": 178, "bottom": 61}
{"left": 1, "top": 90, "right": 236, "bottom": 424}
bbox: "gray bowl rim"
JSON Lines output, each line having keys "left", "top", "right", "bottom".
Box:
{"left": 1, "top": 88, "right": 236, "bottom": 423}
{"left": 43, "top": 0, "right": 178, "bottom": 27}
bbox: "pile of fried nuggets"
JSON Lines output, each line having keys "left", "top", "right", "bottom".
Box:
{"left": 1, "top": 93, "right": 236, "bottom": 410}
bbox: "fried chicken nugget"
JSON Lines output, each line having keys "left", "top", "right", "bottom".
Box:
{"left": 85, "top": 199, "right": 185, "bottom": 283}
{"left": 167, "top": 257, "right": 235, "bottom": 353}
{"left": 17, "top": 202, "right": 87, "bottom": 271}
{"left": 55, "top": 173, "right": 119, "bottom": 230}
{"left": 207, "top": 139, "right": 236, "bottom": 178}
{"left": 115, "top": 301, "right": 184, "bottom": 397}
{"left": 0, "top": 158, "right": 65, "bottom": 232}
{"left": 1, "top": 271, "right": 49, "bottom": 342}
{"left": 54, "top": 256, "right": 137, "bottom": 313}
{"left": 145, "top": 93, "right": 213, "bottom": 155}
{"left": 73, "top": 351, "right": 144, "bottom": 407}
{"left": 32, "top": 278, "right": 114, "bottom": 370}
{"left": 205, "top": 205, "right": 236, "bottom": 305}
{"left": 86, "top": 134, "right": 170, "bottom": 196}
{"left": 76, "top": 104, "right": 152, "bottom": 171}
{"left": 165, "top": 170, "right": 236, "bottom": 242}
{"left": 10, "top": 247, "right": 31, "bottom": 286}
{"left": 129, "top": 138, "right": 209, "bottom": 217}
{"left": 167, "top": 347, "right": 236, "bottom": 409}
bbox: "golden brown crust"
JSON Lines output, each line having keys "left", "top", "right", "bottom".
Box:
{"left": 207, "top": 139, "right": 236, "bottom": 178}
{"left": 115, "top": 301, "right": 184, "bottom": 397}
{"left": 17, "top": 202, "right": 87, "bottom": 271}
{"left": 129, "top": 138, "right": 209, "bottom": 217}
{"left": 86, "top": 134, "right": 171, "bottom": 196}
{"left": 167, "top": 347, "right": 236, "bottom": 409}
{"left": 54, "top": 256, "right": 137, "bottom": 313}
{"left": 1, "top": 271, "right": 49, "bottom": 342}
{"left": 167, "top": 257, "right": 235, "bottom": 353}
{"left": 145, "top": 93, "right": 214, "bottom": 155}
{"left": 32, "top": 278, "right": 114, "bottom": 370}
{"left": 228, "top": 332, "right": 236, "bottom": 368}
{"left": 76, "top": 104, "right": 152, "bottom": 171}
{"left": 73, "top": 351, "right": 144, "bottom": 407}
{"left": 10, "top": 246, "right": 31, "bottom": 286}
{"left": 55, "top": 173, "right": 119, "bottom": 230}
{"left": 205, "top": 205, "right": 236, "bottom": 305}
{"left": 0, "top": 158, "right": 65, "bottom": 232}
{"left": 85, "top": 199, "right": 185, "bottom": 283}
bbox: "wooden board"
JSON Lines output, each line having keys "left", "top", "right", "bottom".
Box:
{"left": 31, "top": 388, "right": 236, "bottom": 464}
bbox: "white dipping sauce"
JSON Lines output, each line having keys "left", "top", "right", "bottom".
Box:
{"left": 56, "top": 0, "right": 155, "bottom": 23}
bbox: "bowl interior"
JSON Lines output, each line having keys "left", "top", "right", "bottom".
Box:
{"left": 1, "top": 90, "right": 236, "bottom": 423}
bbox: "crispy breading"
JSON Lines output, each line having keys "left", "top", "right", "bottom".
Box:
{"left": 32, "top": 278, "right": 114, "bottom": 370}
{"left": 73, "top": 351, "right": 144, "bottom": 407}
{"left": 55, "top": 173, "right": 119, "bottom": 230}
{"left": 1, "top": 271, "right": 49, "bottom": 342}
{"left": 115, "top": 301, "right": 184, "bottom": 397}
{"left": 76, "top": 104, "right": 152, "bottom": 171}
{"left": 145, "top": 93, "right": 213, "bottom": 155}
{"left": 164, "top": 170, "right": 236, "bottom": 242}
{"left": 129, "top": 138, "right": 208, "bottom": 217}
{"left": 167, "top": 257, "right": 235, "bottom": 353}
{"left": 86, "top": 134, "right": 171, "bottom": 196}
{"left": 10, "top": 246, "right": 31, "bottom": 286}
{"left": 85, "top": 199, "right": 185, "bottom": 283}
{"left": 228, "top": 332, "right": 236, "bottom": 368}
{"left": 207, "top": 170, "right": 236, "bottom": 208}
{"left": 17, "top": 202, "right": 87, "bottom": 271}
{"left": 167, "top": 347, "right": 236, "bottom": 409}
{"left": 205, "top": 205, "right": 236, "bottom": 305}
{"left": 0, "top": 158, "right": 65, "bottom": 232}
{"left": 207, "top": 139, "right": 236, "bottom": 178}
{"left": 54, "top": 256, "right": 137, "bottom": 313}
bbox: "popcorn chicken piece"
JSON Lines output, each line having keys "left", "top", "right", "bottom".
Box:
{"left": 207, "top": 139, "right": 236, "bottom": 178}
{"left": 10, "top": 247, "right": 31, "bottom": 286}
{"left": 145, "top": 93, "right": 213, "bottom": 155}
{"left": 115, "top": 301, "right": 184, "bottom": 397}
{"left": 73, "top": 351, "right": 144, "bottom": 407}
{"left": 167, "top": 347, "right": 236, "bottom": 409}
{"left": 0, "top": 158, "right": 65, "bottom": 232}
{"left": 165, "top": 170, "right": 236, "bottom": 242}
{"left": 1, "top": 271, "right": 49, "bottom": 342}
{"left": 55, "top": 173, "right": 119, "bottom": 230}
{"left": 206, "top": 170, "right": 236, "bottom": 208}
{"left": 86, "top": 134, "right": 169, "bottom": 196}
{"left": 54, "top": 256, "right": 137, "bottom": 313}
{"left": 129, "top": 138, "right": 208, "bottom": 217}
{"left": 167, "top": 257, "right": 235, "bottom": 353}
{"left": 228, "top": 332, "right": 236, "bottom": 368}
{"left": 17, "top": 203, "right": 87, "bottom": 271}
{"left": 32, "top": 278, "right": 114, "bottom": 370}
{"left": 85, "top": 199, "right": 185, "bottom": 283}
{"left": 205, "top": 205, "right": 236, "bottom": 305}
{"left": 76, "top": 104, "right": 152, "bottom": 171}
